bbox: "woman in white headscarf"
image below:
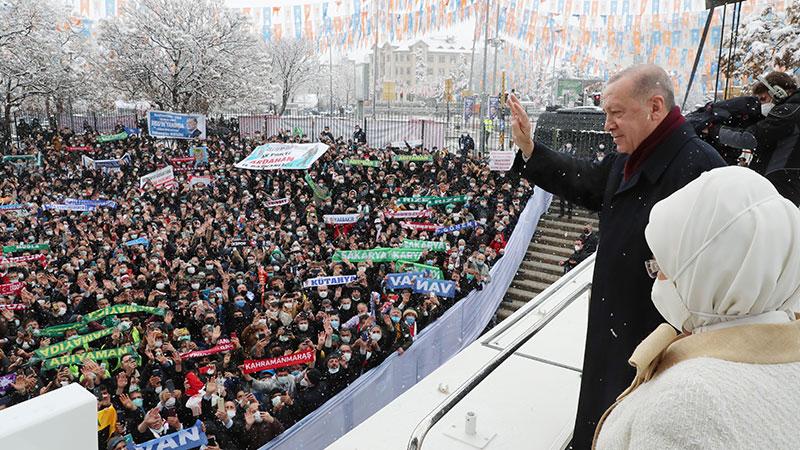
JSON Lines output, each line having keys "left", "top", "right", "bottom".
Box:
{"left": 594, "top": 166, "right": 800, "bottom": 450}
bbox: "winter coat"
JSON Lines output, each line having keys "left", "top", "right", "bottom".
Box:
{"left": 510, "top": 121, "right": 725, "bottom": 449}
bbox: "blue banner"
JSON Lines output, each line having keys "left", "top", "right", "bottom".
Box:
{"left": 147, "top": 111, "right": 207, "bottom": 140}
{"left": 385, "top": 272, "right": 426, "bottom": 290}
{"left": 463, "top": 96, "right": 476, "bottom": 122}
{"left": 189, "top": 146, "right": 209, "bottom": 165}
{"left": 127, "top": 419, "right": 207, "bottom": 450}
{"left": 124, "top": 126, "right": 141, "bottom": 136}
{"left": 433, "top": 221, "right": 477, "bottom": 236}
{"left": 64, "top": 199, "right": 118, "bottom": 209}
{"left": 0, "top": 204, "right": 26, "bottom": 210}
{"left": 412, "top": 278, "right": 456, "bottom": 298}
{"left": 124, "top": 237, "right": 150, "bottom": 247}
{"left": 42, "top": 203, "right": 95, "bottom": 212}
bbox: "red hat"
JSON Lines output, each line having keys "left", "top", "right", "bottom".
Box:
{"left": 184, "top": 372, "right": 204, "bottom": 396}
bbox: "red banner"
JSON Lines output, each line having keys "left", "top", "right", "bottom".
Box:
{"left": 0, "top": 254, "right": 47, "bottom": 267}
{"left": 0, "top": 282, "right": 25, "bottom": 296}
{"left": 65, "top": 146, "right": 96, "bottom": 152}
{"left": 400, "top": 222, "right": 440, "bottom": 231}
{"left": 179, "top": 339, "right": 234, "bottom": 359}
{"left": 242, "top": 349, "right": 315, "bottom": 374}
{"left": 0, "top": 303, "right": 26, "bottom": 311}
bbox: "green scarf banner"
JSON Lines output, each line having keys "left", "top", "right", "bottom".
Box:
{"left": 36, "top": 317, "right": 118, "bottom": 338}
{"left": 425, "top": 195, "right": 471, "bottom": 206}
{"left": 392, "top": 155, "right": 433, "bottom": 162}
{"left": 42, "top": 345, "right": 136, "bottom": 370}
{"left": 332, "top": 247, "right": 425, "bottom": 263}
{"left": 304, "top": 173, "right": 331, "bottom": 201}
{"left": 397, "top": 261, "right": 444, "bottom": 280}
{"left": 2, "top": 153, "right": 41, "bottom": 167}
{"left": 396, "top": 196, "right": 438, "bottom": 205}
{"left": 344, "top": 159, "right": 381, "bottom": 167}
{"left": 401, "top": 239, "right": 449, "bottom": 252}
{"left": 34, "top": 327, "right": 115, "bottom": 359}
{"left": 2, "top": 243, "right": 50, "bottom": 253}
{"left": 96, "top": 131, "right": 128, "bottom": 143}
{"left": 83, "top": 304, "right": 165, "bottom": 323}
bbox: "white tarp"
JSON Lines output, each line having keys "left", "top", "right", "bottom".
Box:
{"left": 261, "top": 187, "right": 553, "bottom": 450}
{"left": 234, "top": 143, "right": 330, "bottom": 170}
{"left": 139, "top": 165, "right": 176, "bottom": 189}
{"left": 489, "top": 151, "right": 516, "bottom": 171}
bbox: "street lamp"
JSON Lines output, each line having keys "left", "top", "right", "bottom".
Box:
{"left": 489, "top": 37, "right": 505, "bottom": 95}
{"left": 550, "top": 28, "right": 562, "bottom": 106}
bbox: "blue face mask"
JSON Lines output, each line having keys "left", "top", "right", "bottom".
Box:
{"left": 405, "top": 317, "right": 415, "bottom": 325}
{"left": 235, "top": 299, "right": 246, "bottom": 308}
{"left": 132, "top": 398, "right": 144, "bottom": 409}
{"left": 330, "top": 320, "right": 340, "bottom": 329}
{"left": 391, "top": 316, "right": 401, "bottom": 323}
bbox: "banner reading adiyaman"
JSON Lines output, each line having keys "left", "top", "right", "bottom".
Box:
{"left": 235, "top": 143, "right": 329, "bottom": 170}
{"left": 147, "top": 111, "right": 207, "bottom": 140}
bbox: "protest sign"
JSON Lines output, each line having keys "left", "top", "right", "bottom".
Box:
{"left": 96, "top": 131, "right": 128, "bottom": 143}
{"left": 34, "top": 327, "right": 116, "bottom": 359}
{"left": 43, "top": 203, "right": 95, "bottom": 212}
{"left": 401, "top": 239, "right": 448, "bottom": 252}
{"left": 383, "top": 209, "right": 433, "bottom": 219}
{"left": 190, "top": 146, "right": 209, "bottom": 164}
{"left": 65, "top": 199, "right": 118, "bottom": 209}
{"left": 332, "top": 248, "right": 424, "bottom": 263}
{"left": 235, "top": 143, "right": 329, "bottom": 170}
{"left": 344, "top": 159, "right": 381, "bottom": 167}
{"left": 188, "top": 175, "right": 213, "bottom": 187}
{"left": 42, "top": 345, "right": 137, "bottom": 370}
{"left": 124, "top": 126, "right": 141, "bottom": 136}
{"left": 147, "top": 110, "right": 207, "bottom": 140}
{"left": 242, "top": 349, "right": 316, "bottom": 374}
{"left": 2, "top": 243, "right": 49, "bottom": 253}
{"left": 82, "top": 154, "right": 131, "bottom": 173}
{"left": 489, "top": 151, "right": 515, "bottom": 171}
{"left": 302, "top": 275, "right": 357, "bottom": 288}
{"left": 413, "top": 278, "right": 457, "bottom": 298}
{"left": 323, "top": 214, "right": 361, "bottom": 225}
{"left": 126, "top": 420, "right": 208, "bottom": 450}
{"left": 180, "top": 339, "right": 234, "bottom": 359}
{"left": 265, "top": 198, "right": 290, "bottom": 208}
{"left": 434, "top": 221, "right": 478, "bottom": 236}
{"left": 169, "top": 157, "right": 196, "bottom": 173}
{"left": 392, "top": 154, "right": 433, "bottom": 162}
{"left": 139, "top": 166, "right": 176, "bottom": 189}
{"left": 385, "top": 272, "right": 426, "bottom": 290}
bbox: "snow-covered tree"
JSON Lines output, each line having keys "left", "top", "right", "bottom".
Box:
{"left": 722, "top": 3, "right": 800, "bottom": 80}
{"left": 413, "top": 45, "right": 427, "bottom": 88}
{"left": 0, "top": 0, "right": 88, "bottom": 139}
{"left": 266, "top": 38, "right": 317, "bottom": 116}
{"left": 96, "top": 0, "right": 266, "bottom": 113}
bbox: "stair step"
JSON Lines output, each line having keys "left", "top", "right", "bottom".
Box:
{"left": 526, "top": 250, "right": 565, "bottom": 265}
{"left": 527, "top": 243, "right": 573, "bottom": 258}
{"left": 532, "top": 234, "right": 575, "bottom": 248}
{"left": 514, "top": 269, "right": 561, "bottom": 284}
{"left": 535, "top": 227, "right": 585, "bottom": 241}
{"left": 511, "top": 278, "right": 552, "bottom": 292}
{"left": 505, "top": 286, "right": 540, "bottom": 304}
{"left": 539, "top": 219, "right": 597, "bottom": 233}
{"left": 519, "top": 260, "right": 564, "bottom": 276}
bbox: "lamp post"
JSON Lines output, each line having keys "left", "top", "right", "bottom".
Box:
{"left": 550, "top": 28, "right": 562, "bottom": 106}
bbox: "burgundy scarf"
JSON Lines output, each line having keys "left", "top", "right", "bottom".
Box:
{"left": 623, "top": 106, "right": 685, "bottom": 181}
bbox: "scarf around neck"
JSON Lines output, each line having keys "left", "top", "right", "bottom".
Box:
{"left": 623, "top": 106, "right": 685, "bottom": 181}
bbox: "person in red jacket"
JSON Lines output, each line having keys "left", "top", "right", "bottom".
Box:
{"left": 489, "top": 232, "right": 507, "bottom": 253}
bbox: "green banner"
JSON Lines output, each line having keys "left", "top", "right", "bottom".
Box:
{"left": 36, "top": 317, "right": 117, "bottom": 338}
{"left": 83, "top": 304, "right": 165, "bottom": 323}
{"left": 392, "top": 155, "right": 433, "bottom": 162}
{"left": 396, "top": 196, "right": 438, "bottom": 205}
{"left": 401, "top": 239, "right": 448, "bottom": 252}
{"left": 397, "top": 261, "right": 444, "bottom": 280}
{"left": 42, "top": 345, "right": 137, "bottom": 370}
{"left": 34, "top": 327, "right": 115, "bottom": 359}
{"left": 344, "top": 159, "right": 381, "bottom": 167}
{"left": 97, "top": 131, "right": 128, "bottom": 143}
{"left": 2, "top": 243, "right": 50, "bottom": 253}
{"left": 332, "top": 247, "right": 425, "bottom": 263}
{"left": 426, "top": 195, "right": 470, "bottom": 206}
{"left": 304, "top": 173, "right": 331, "bottom": 201}
{"left": 2, "top": 154, "right": 39, "bottom": 165}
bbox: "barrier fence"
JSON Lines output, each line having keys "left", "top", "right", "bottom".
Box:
{"left": 262, "top": 187, "right": 553, "bottom": 450}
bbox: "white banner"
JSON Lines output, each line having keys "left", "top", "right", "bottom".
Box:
{"left": 139, "top": 166, "right": 176, "bottom": 189}
{"left": 489, "top": 151, "right": 515, "bottom": 171}
{"left": 265, "top": 198, "right": 291, "bottom": 208}
{"left": 188, "top": 175, "right": 212, "bottom": 187}
{"left": 235, "top": 143, "right": 329, "bottom": 170}
{"left": 302, "top": 275, "right": 358, "bottom": 288}
{"left": 384, "top": 209, "right": 434, "bottom": 219}
{"left": 323, "top": 214, "right": 361, "bottom": 225}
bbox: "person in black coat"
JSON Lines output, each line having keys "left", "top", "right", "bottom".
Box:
{"left": 508, "top": 64, "right": 725, "bottom": 449}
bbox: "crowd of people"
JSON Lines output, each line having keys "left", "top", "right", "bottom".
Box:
{"left": 0, "top": 121, "right": 533, "bottom": 449}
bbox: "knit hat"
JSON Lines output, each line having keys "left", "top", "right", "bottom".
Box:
{"left": 107, "top": 436, "right": 125, "bottom": 450}
{"left": 306, "top": 368, "right": 322, "bottom": 386}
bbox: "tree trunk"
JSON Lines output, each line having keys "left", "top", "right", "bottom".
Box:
{"left": 278, "top": 91, "right": 289, "bottom": 117}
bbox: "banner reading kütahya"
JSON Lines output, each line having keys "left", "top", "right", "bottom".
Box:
{"left": 147, "top": 110, "right": 207, "bottom": 140}
{"left": 302, "top": 275, "right": 358, "bottom": 288}
{"left": 235, "top": 143, "right": 329, "bottom": 170}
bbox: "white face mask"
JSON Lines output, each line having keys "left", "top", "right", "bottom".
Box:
{"left": 300, "top": 378, "right": 310, "bottom": 387}
{"left": 298, "top": 324, "right": 308, "bottom": 332}
{"left": 271, "top": 396, "right": 282, "bottom": 408}
{"left": 226, "top": 410, "right": 236, "bottom": 419}
{"left": 341, "top": 336, "right": 351, "bottom": 344}
{"left": 651, "top": 278, "right": 690, "bottom": 331}
{"left": 370, "top": 332, "right": 381, "bottom": 341}
{"left": 328, "top": 367, "right": 339, "bottom": 374}
{"left": 319, "top": 291, "right": 328, "bottom": 298}
{"left": 761, "top": 102, "right": 775, "bottom": 116}
{"left": 340, "top": 303, "right": 351, "bottom": 310}
{"left": 342, "top": 352, "right": 352, "bottom": 361}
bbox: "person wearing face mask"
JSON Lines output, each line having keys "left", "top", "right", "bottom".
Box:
{"left": 320, "top": 354, "right": 349, "bottom": 395}
{"left": 714, "top": 72, "right": 800, "bottom": 205}
{"left": 509, "top": 64, "right": 726, "bottom": 449}
{"left": 595, "top": 166, "right": 800, "bottom": 450}
{"left": 295, "top": 368, "right": 326, "bottom": 417}
{"left": 560, "top": 239, "right": 591, "bottom": 274}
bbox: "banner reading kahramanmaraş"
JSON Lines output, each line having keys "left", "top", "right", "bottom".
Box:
{"left": 139, "top": 165, "right": 176, "bottom": 189}
{"left": 0, "top": 282, "right": 25, "bottom": 295}
{"left": 147, "top": 110, "right": 207, "bottom": 140}
{"left": 385, "top": 272, "right": 426, "bottom": 290}
{"left": 303, "top": 275, "right": 357, "bottom": 288}
{"left": 401, "top": 239, "right": 448, "bottom": 252}
{"left": 323, "top": 214, "right": 361, "bottom": 225}
{"left": 331, "top": 248, "right": 424, "bottom": 263}
{"left": 235, "top": 143, "right": 329, "bottom": 170}
{"left": 42, "top": 345, "right": 137, "bottom": 370}
{"left": 243, "top": 349, "right": 316, "bottom": 374}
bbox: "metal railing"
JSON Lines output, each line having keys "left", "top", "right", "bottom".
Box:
{"left": 406, "top": 253, "right": 596, "bottom": 450}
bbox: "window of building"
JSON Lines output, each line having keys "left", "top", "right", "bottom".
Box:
{"left": 427, "top": 55, "right": 433, "bottom": 63}
{"left": 438, "top": 55, "right": 445, "bottom": 63}
{"left": 439, "top": 68, "right": 445, "bottom": 75}
{"left": 427, "top": 68, "right": 433, "bottom": 75}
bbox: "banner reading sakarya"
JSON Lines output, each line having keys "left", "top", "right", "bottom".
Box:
{"left": 147, "top": 110, "right": 207, "bottom": 140}
{"left": 234, "top": 143, "right": 329, "bottom": 170}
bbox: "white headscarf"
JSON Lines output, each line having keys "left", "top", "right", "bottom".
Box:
{"left": 645, "top": 166, "right": 800, "bottom": 332}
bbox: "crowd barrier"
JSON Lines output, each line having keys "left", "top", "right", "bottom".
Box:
{"left": 262, "top": 187, "right": 553, "bottom": 450}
